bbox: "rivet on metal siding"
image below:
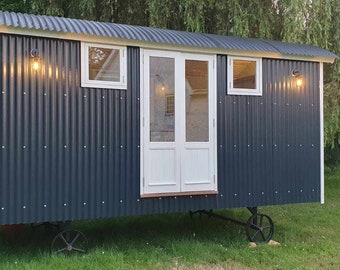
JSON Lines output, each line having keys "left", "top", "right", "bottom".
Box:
{"left": 1, "top": 207, "right": 4, "bottom": 210}
{"left": 260, "top": 102, "right": 263, "bottom": 105}
{"left": 23, "top": 146, "right": 26, "bottom": 149}
{"left": 23, "top": 206, "right": 26, "bottom": 209}
{"left": 287, "top": 144, "right": 290, "bottom": 147}
{"left": 136, "top": 199, "right": 140, "bottom": 202}
{"left": 248, "top": 193, "right": 251, "bottom": 196}
{"left": 219, "top": 101, "right": 222, "bottom": 104}
{"left": 83, "top": 202, "right": 86, "bottom": 206}
{"left": 102, "top": 201, "right": 105, "bottom": 204}
{"left": 137, "top": 145, "right": 140, "bottom": 148}
{"left": 2, "top": 91, "right": 5, "bottom": 94}
{"left": 247, "top": 102, "right": 250, "bottom": 105}
{"left": 102, "top": 96, "right": 105, "bottom": 99}
{"left": 205, "top": 195, "right": 208, "bottom": 198}
{"left": 286, "top": 103, "right": 289, "bottom": 106}
{"left": 234, "top": 193, "right": 237, "bottom": 196}
{"left": 174, "top": 197, "right": 177, "bottom": 199}
{"left": 311, "top": 144, "right": 314, "bottom": 147}
{"left": 219, "top": 145, "right": 223, "bottom": 148}
{"left": 261, "top": 144, "right": 264, "bottom": 147}
{"left": 299, "top": 144, "right": 303, "bottom": 147}
{"left": 275, "top": 191, "right": 278, "bottom": 194}
{"left": 233, "top": 145, "right": 237, "bottom": 148}
{"left": 64, "top": 203, "right": 67, "bottom": 206}
{"left": 64, "top": 145, "right": 67, "bottom": 148}
{"left": 120, "top": 200, "right": 123, "bottom": 203}
{"left": 299, "top": 104, "right": 302, "bottom": 106}
{"left": 311, "top": 104, "right": 314, "bottom": 107}
{"left": 43, "top": 204, "right": 47, "bottom": 208}
{"left": 220, "top": 194, "right": 223, "bottom": 197}
{"left": 274, "top": 144, "right": 277, "bottom": 147}
{"left": 84, "top": 145, "right": 87, "bottom": 148}
{"left": 247, "top": 144, "right": 250, "bottom": 147}
{"left": 1, "top": 146, "right": 5, "bottom": 149}
{"left": 288, "top": 190, "right": 291, "bottom": 193}
{"left": 102, "top": 145, "right": 105, "bottom": 148}
{"left": 64, "top": 93, "right": 67, "bottom": 97}
{"left": 312, "top": 189, "right": 315, "bottom": 192}
{"left": 159, "top": 197, "right": 162, "bottom": 200}
{"left": 24, "top": 92, "right": 26, "bottom": 95}
{"left": 120, "top": 97, "right": 123, "bottom": 100}
{"left": 120, "top": 145, "right": 123, "bottom": 148}
{"left": 233, "top": 101, "right": 236, "bottom": 104}
{"left": 190, "top": 196, "right": 193, "bottom": 198}
{"left": 44, "top": 93, "right": 47, "bottom": 96}
{"left": 84, "top": 95, "right": 87, "bottom": 98}
{"left": 300, "top": 189, "right": 303, "bottom": 192}
{"left": 261, "top": 192, "right": 264, "bottom": 195}
{"left": 44, "top": 145, "right": 47, "bottom": 149}
{"left": 137, "top": 97, "right": 140, "bottom": 101}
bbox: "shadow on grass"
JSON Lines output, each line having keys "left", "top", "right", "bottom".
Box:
{"left": 0, "top": 209, "right": 249, "bottom": 257}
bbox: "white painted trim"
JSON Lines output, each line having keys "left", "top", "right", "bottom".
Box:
{"left": 140, "top": 48, "right": 145, "bottom": 196}
{"left": 81, "top": 42, "right": 127, "bottom": 89}
{"left": 320, "top": 63, "right": 324, "bottom": 204}
{"left": 227, "top": 56, "right": 262, "bottom": 96}
{"left": 0, "top": 25, "right": 336, "bottom": 63}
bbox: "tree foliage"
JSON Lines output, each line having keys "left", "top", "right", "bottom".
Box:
{"left": 1, "top": 0, "right": 339, "bottom": 159}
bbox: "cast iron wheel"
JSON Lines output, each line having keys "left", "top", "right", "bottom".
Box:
{"left": 246, "top": 213, "right": 274, "bottom": 244}
{"left": 51, "top": 229, "right": 88, "bottom": 254}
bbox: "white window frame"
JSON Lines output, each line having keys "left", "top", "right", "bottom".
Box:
{"left": 227, "top": 56, "right": 262, "bottom": 96}
{"left": 81, "top": 42, "right": 127, "bottom": 89}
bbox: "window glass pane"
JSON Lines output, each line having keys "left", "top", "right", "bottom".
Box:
{"left": 88, "top": 46, "right": 120, "bottom": 81}
{"left": 233, "top": 60, "right": 256, "bottom": 89}
{"left": 150, "top": 57, "right": 175, "bottom": 142}
{"left": 185, "top": 60, "right": 209, "bottom": 142}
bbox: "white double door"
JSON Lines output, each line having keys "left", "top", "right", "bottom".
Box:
{"left": 141, "top": 50, "right": 217, "bottom": 196}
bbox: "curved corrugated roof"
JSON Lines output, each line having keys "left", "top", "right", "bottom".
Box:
{"left": 0, "top": 11, "right": 337, "bottom": 61}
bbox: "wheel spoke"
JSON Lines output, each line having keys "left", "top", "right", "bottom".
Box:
{"left": 73, "top": 247, "right": 86, "bottom": 253}
{"left": 59, "top": 234, "right": 69, "bottom": 245}
{"left": 260, "top": 231, "right": 266, "bottom": 241}
{"left": 55, "top": 247, "right": 67, "bottom": 254}
{"left": 250, "top": 230, "right": 260, "bottom": 241}
{"left": 70, "top": 233, "right": 80, "bottom": 246}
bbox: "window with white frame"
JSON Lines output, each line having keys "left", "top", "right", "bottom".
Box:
{"left": 227, "top": 56, "right": 262, "bottom": 96}
{"left": 81, "top": 43, "right": 127, "bottom": 89}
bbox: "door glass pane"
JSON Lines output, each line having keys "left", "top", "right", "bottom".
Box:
{"left": 185, "top": 60, "right": 209, "bottom": 142}
{"left": 150, "top": 57, "right": 175, "bottom": 142}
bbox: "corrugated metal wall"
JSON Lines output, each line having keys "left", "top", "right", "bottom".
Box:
{"left": 217, "top": 55, "right": 321, "bottom": 208}
{"left": 0, "top": 34, "right": 321, "bottom": 225}
{"left": 0, "top": 34, "right": 144, "bottom": 225}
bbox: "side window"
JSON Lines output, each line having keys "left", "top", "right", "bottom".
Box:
{"left": 227, "top": 56, "right": 262, "bottom": 96}
{"left": 81, "top": 43, "right": 127, "bottom": 89}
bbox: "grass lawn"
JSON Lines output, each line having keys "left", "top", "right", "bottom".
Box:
{"left": 0, "top": 167, "right": 339, "bottom": 270}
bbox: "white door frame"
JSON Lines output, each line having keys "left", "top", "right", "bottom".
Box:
{"left": 140, "top": 49, "right": 217, "bottom": 196}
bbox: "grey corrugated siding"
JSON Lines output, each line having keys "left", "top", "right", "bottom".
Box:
{"left": 0, "top": 34, "right": 218, "bottom": 225}
{"left": 0, "top": 11, "right": 337, "bottom": 60}
{"left": 216, "top": 56, "right": 321, "bottom": 208}
{"left": 0, "top": 34, "right": 321, "bottom": 226}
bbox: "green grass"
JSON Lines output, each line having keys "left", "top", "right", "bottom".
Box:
{"left": 1, "top": 167, "right": 340, "bottom": 270}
